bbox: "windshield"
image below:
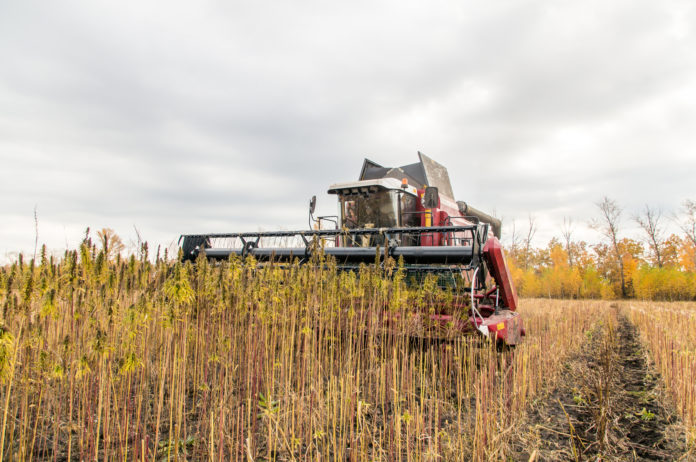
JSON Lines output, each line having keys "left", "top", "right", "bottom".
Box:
{"left": 341, "top": 190, "right": 398, "bottom": 229}
{"left": 339, "top": 190, "right": 420, "bottom": 246}
{"left": 339, "top": 190, "right": 422, "bottom": 229}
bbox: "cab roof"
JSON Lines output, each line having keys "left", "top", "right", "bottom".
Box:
{"left": 327, "top": 178, "right": 418, "bottom": 196}
{"left": 358, "top": 151, "right": 455, "bottom": 200}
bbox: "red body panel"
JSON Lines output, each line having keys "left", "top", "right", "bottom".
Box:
{"left": 470, "top": 310, "right": 524, "bottom": 345}
{"left": 482, "top": 237, "right": 518, "bottom": 311}
{"left": 415, "top": 188, "right": 478, "bottom": 246}
{"left": 374, "top": 308, "right": 524, "bottom": 345}
{"left": 406, "top": 186, "right": 522, "bottom": 344}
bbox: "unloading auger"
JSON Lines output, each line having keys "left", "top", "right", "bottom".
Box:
{"left": 179, "top": 152, "right": 525, "bottom": 345}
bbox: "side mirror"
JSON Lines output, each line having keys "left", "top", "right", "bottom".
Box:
{"left": 309, "top": 195, "right": 317, "bottom": 215}
{"left": 423, "top": 187, "right": 439, "bottom": 208}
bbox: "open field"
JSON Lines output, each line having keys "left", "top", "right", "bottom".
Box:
{"left": 0, "top": 250, "right": 694, "bottom": 460}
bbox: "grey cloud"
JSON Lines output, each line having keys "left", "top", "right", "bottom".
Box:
{"left": 1, "top": 0, "right": 695, "bottom": 260}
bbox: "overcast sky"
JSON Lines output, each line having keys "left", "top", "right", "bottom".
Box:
{"left": 1, "top": 0, "right": 695, "bottom": 261}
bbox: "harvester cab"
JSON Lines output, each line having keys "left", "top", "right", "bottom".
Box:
{"left": 180, "top": 152, "right": 525, "bottom": 345}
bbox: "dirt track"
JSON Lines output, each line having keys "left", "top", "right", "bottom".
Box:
{"left": 511, "top": 309, "right": 693, "bottom": 461}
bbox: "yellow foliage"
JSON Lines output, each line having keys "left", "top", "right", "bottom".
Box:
{"left": 579, "top": 266, "right": 605, "bottom": 299}
{"left": 633, "top": 266, "right": 696, "bottom": 301}
{"left": 504, "top": 236, "right": 696, "bottom": 301}
{"left": 680, "top": 241, "right": 696, "bottom": 272}
{"left": 507, "top": 259, "right": 524, "bottom": 294}
{"left": 520, "top": 269, "right": 543, "bottom": 298}
{"left": 600, "top": 281, "right": 618, "bottom": 300}
{"left": 549, "top": 243, "right": 569, "bottom": 269}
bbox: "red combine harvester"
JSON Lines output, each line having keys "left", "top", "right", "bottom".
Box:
{"left": 180, "top": 153, "right": 525, "bottom": 345}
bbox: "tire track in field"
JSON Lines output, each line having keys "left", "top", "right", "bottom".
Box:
{"left": 510, "top": 309, "right": 691, "bottom": 461}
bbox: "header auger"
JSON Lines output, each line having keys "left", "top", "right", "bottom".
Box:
{"left": 180, "top": 152, "right": 524, "bottom": 345}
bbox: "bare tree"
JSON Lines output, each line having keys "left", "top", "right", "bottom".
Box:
{"left": 634, "top": 205, "right": 665, "bottom": 267}
{"left": 508, "top": 219, "right": 522, "bottom": 252}
{"left": 591, "top": 197, "right": 626, "bottom": 297}
{"left": 523, "top": 214, "right": 537, "bottom": 270}
{"left": 675, "top": 199, "right": 696, "bottom": 268}
{"left": 97, "top": 228, "right": 125, "bottom": 261}
{"left": 561, "top": 216, "right": 574, "bottom": 267}
{"left": 677, "top": 199, "right": 696, "bottom": 247}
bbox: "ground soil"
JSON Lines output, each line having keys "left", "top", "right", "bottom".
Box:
{"left": 510, "top": 310, "right": 694, "bottom": 461}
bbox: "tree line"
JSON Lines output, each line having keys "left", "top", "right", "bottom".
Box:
{"left": 505, "top": 199, "right": 696, "bottom": 301}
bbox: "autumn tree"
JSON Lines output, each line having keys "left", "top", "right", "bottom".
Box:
{"left": 591, "top": 197, "right": 627, "bottom": 297}
{"left": 523, "top": 214, "right": 536, "bottom": 270}
{"left": 506, "top": 220, "right": 522, "bottom": 266}
{"left": 677, "top": 199, "right": 696, "bottom": 245}
{"left": 561, "top": 217, "right": 574, "bottom": 267}
{"left": 544, "top": 238, "right": 582, "bottom": 298}
{"left": 679, "top": 238, "right": 696, "bottom": 272}
{"left": 676, "top": 199, "right": 696, "bottom": 269}
{"left": 569, "top": 240, "right": 594, "bottom": 271}
{"left": 97, "top": 228, "right": 125, "bottom": 261}
{"left": 661, "top": 234, "right": 683, "bottom": 268}
{"left": 634, "top": 205, "right": 665, "bottom": 267}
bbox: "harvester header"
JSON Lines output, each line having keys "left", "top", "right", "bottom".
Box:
{"left": 180, "top": 152, "right": 524, "bottom": 345}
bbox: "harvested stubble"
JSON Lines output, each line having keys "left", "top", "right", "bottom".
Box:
{"left": 624, "top": 301, "right": 696, "bottom": 444}
{"left": 0, "top": 248, "right": 609, "bottom": 461}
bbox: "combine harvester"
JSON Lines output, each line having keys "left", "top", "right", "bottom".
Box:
{"left": 180, "top": 153, "right": 524, "bottom": 345}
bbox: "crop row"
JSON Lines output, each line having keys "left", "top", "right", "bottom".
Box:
{"left": 624, "top": 301, "right": 696, "bottom": 444}
{"left": 0, "top": 249, "right": 610, "bottom": 460}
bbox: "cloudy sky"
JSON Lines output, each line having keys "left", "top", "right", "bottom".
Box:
{"left": 1, "top": 0, "right": 694, "bottom": 261}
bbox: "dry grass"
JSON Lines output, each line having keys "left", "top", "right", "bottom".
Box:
{"left": 624, "top": 300, "right": 696, "bottom": 446}
{"left": 0, "top": 248, "right": 616, "bottom": 460}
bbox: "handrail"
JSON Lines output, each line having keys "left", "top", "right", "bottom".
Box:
{"left": 179, "top": 225, "right": 479, "bottom": 241}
